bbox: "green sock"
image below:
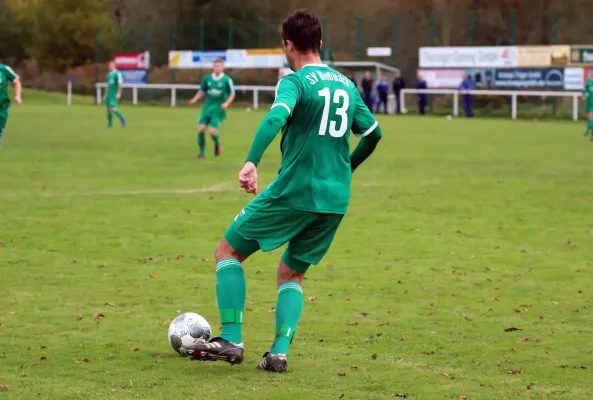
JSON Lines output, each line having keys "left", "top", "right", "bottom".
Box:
{"left": 587, "top": 120, "right": 593, "bottom": 132}
{"left": 114, "top": 109, "right": 125, "bottom": 121}
{"left": 198, "top": 132, "right": 206, "bottom": 155}
{"left": 211, "top": 133, "right": 220, "bottom": 147}
{"left": 270, "top": 282, "right": 303, "bottom": 356}
{"left": 107, "top": 111, "right": 113, "bottom": 126}
{"left": 216, "top": 259, "right": 246, "bottom": 344}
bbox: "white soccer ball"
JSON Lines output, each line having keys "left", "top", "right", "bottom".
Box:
{"left": 245, "top": 107, "right": 252, "bottom": 112}
{"left": 446, "top": 115, "right": 453, "bottom": 120}
{"left": 168, "top": 312, "right": 211, "bottom": 355}
{"left": 401, "top": 107, "right": 408, "bottom": 114}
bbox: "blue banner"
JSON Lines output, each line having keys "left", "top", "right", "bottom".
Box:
{"left": 121, "top": 69, "right": 148, "bottom": 84}
{"left": 191, "top": 51, "right": 227, "bottom": 63}
{"left": 493, "top": 68, "right": 565, "bottom": 89}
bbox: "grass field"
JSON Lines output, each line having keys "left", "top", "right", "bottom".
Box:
{"left": 1, "top": 92, "right": 592, "bottom": 399}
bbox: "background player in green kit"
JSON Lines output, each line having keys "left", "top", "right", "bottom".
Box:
{"left": 582, "top": 75, "right": 593, "bottom": 139}
{"left": 0, "top": 64, "right": 22, "bottom": 147}
{"left": 103, "top": 61, "right": 126, "bottom": 128}
{"left": 189, "top": 59, "right": 235, "bottom": 158}
{"left": 186, "top": 10, "right": 382, "bottom": 372}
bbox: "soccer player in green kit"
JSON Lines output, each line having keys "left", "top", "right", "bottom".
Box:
{"left": 189, "top": 59, "right": 235, "bottom": 158}
{"left": 582, "top": 74, "right": 593, "bottom": 139}
{"left": 186, "top": 10, "right": 382, "bottom": 372}
{"left": 0, "top": 64, "right": 22, "bottom": 148}
{"left": 103, "top": 61, "right": 126, "bottom": 128}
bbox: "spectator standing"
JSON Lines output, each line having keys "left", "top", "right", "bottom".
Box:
{"left": 415, "top": 73, "right": 427, "bottom": 115}
{"left": 347, "top": 73, "right": 358, "bottom": 89}
{"left": 392, "top": 71, "right": 405, "bottom": 114}
{"left": 375, "top": 75, "right": 389, "bottom": 114}
{"left": 361, "top": 71, "right": 374, "bottom": 111}
{"left": 458, "top": 74, "right": 475, "bottom": 117}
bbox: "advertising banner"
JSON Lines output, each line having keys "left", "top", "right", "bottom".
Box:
{"left": 417, "top": 69, "right": 465, "bottom": 88}
{"left": 121, "top": 69, "right": 148, "bottom": 84}
{"left": 169, "top": 49, "right": 286, "bottom": 69}
{"left": 493, "top": 68, "right": 565, "bottom": 89}
{"left": 367, "top": 47, "right": 392, "bottom": 57}
{"left": 114, "top": 51, "right": 150, "bottom": 70}
{"left": 570, "top": 47, "right": 593, "bottom": 65}
{"left": 564, "top": 67, "right": 584, "bottom": 90}
{"left": 419, "top": 46, "right": 518, "bottom": 68}
{"left": 517, "top": 46, "right": 570, "bottom": 67}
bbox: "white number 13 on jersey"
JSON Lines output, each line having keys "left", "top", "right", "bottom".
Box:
{"left": 318, "top": 88, "right": 349, "bottom": 138}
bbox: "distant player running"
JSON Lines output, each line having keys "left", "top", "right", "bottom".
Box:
{"left": 0, "top": 64, "right": 22, "bottom": 148}
{"left": 582, "top": 75, "right": 593, "bottom": 139}
{"left": 186, "top": 10, "right": 382, "bottom": 372}
{"left": 189, "top": 59, "right": 235, "bottom": 158}
{"left": 103, "top": 61, "right": 126, "bottom": 128}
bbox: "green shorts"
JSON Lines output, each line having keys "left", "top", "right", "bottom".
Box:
{"left": 105, "top": 97, "right": 119, "bottom": 108}
{"left": 224, "top": 191, "right": 344, "bottom": 273}
{"left": 198, "top": 107, "right": 225, "bottom": 129}
{"left": 0, "top": 108, "right": 8, "bottom": 135}
{"left": 586, "top": 103, "right": 593, "bottom": 114}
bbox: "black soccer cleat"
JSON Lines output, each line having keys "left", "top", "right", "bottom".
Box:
{"left": 214, "top": 143, "right": 221, "bottom": 157}
{"left": 256, "top": 352, "right": 287, "bottom": 373}
{"left": 185, "top": 337, "right": 244, "bottom": 365}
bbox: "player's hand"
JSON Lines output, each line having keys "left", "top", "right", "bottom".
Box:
{"left": 221, "top": 103, "right": 228, "bottom": 110}
{"left": 189, "top": 98, "right": 197, "bottom": 105}
{"left": 238, "top": 162, "right": 258, "bottom": 194}
{"left": 14, "top": 96, "right": 21, "bottom": 105}
{"left": 116, "top": 93, "right": 121, "bottom": 100}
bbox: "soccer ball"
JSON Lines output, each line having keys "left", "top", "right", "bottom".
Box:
{"left": 168, "top": 312, "right": 211, "bottom": 355}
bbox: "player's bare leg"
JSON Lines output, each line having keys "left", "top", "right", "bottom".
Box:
{"left": 209, "top": 126, "right": 221, "bottom": 156}
{"left": 197, "top": 124, "right": 207, "bottom": 158}
{"left": 258, "top": 258, "right": 305, "bottom": 373}
{"left": 186, "top": 238, "right": 246, "bottom": 364}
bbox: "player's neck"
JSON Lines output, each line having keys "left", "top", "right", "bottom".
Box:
{"left": 292, "top": 54, "right": 323, "bottom": 72}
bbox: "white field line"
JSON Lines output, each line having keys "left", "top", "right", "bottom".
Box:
{"left": 0, "top": 182, "right": 238, "bottom": 198}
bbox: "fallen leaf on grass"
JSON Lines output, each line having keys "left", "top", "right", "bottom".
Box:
{"left": 40, "top": 356, "right": 46, "bottom": 361}
{"left": 19, "top": 373, "right": 27, "bottom": 377}
{"left": 504, "top": 327, "right": 522, "bottom": 332}
{"left": 507, "top": 370, "right": 521, "bottom": 375}
{"left": 350, "top": 365, "right": 359, "bottom": 370}
{"left": 31, "top": 362, "right": 37, "bottom": 367}
{"left": 503, "top": 359, "right": 517, "bottom": 364}
{"left": 535, "top": 338, "right": 542, "bottom": 343}
{"left": 511, "top": 348, "right": 517, "bottom": 352}
{"left": 0, "top": 386, "right": 7, "bottom": 392}
{"left": 95, "top": 313, "right": 105, "bottom": 323}
{"left": 338, "top": 394, "right": 344, "bottom": 399}
{"left": 154, "top": 354, "right": 162, "bottom": 361}
{"left": 77, "top": 313, "right": 84, "bottom": 321}
{"left": 76, "top": 358, "right": 90, "bottom": 364}
{"left": 269, "top": 308, "right": 275, "bottom": 313}
{"left": 560, "top": 365, "right": 568, "bottom": 368}
{"left": 104, "top": 302, "right": 115, "bottom": 307}
{"left": 108, "top": 354, "right": 113, "bottom": 360}
{"left": 393, "top": 394, "right": 408, "bottom": 398}
{"left": 459, "top": 397, "right": 467, "bottom": 400}
{"left": 475, "top": 361, "right": 481, "bottom": 365}
{"left": 133, "top": 347, "right": 140, "bottom": 352}
{"left": 337, "top": 372, "right": 346, "bottom": 377}
{"left": 370, "top": 354, "right": 378, "bottom": 360}
{"left": 425, "top": 351, "right": 435, "bottom": 356}
{"left": 308, "top": 296, "right": 316, "bottom": 301}
{"left": 527, "top": 383, "right": 534, "bottom": 390}
{"left": 121, "top": 384, "right": 127, "bottom": 389}
{"left": 0, "top": 354, "right": 5, "bottom": 359}
{"left": 440, "top": 372, "right": 450, "bottom": 377}
{"left": 376, "top": 332, "right": 383, "bottom": 337}
{"left": 519, "top": 337, "right": 529, "bottom": 342}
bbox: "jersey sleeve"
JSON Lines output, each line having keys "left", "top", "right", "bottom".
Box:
{"left": 200, "top": 77, "right": 208, "bottom": 92}
{"left": 270, "top": 74, "right": 300, "bottom": 116}
{"left": 351, "top": 89, "right": 378, "bottom": 137}
{"left": 227, "top": 77, "right": 235, "bottom": 95}
{"left": 117, "top": 71, "right": 124, "bottom": 85}
{"left": 2, "top": 65, "right": 19, "bottom": 82}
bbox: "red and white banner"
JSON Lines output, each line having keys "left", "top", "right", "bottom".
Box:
{"left": 417, "top": 69, "right": 465, "bottom": 88}
{"left": 114, "top": 51, "right": 150, "bottom": 70}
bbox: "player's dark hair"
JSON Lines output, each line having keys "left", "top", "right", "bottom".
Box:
{"left": 281, "top": 9, "right": 322, "bottom": 54}
{"left": 214, "top": 58, "right": 224, "bottom": 64}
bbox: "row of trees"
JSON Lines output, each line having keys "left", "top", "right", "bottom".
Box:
{"left": 1, "top": 0, "right": 592, "bottom": 73}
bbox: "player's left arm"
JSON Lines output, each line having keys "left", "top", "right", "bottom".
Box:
{"left": 116, "top": 72, "right": 124, "bottom": 99}
{"left": 221, "top": 78, "right": 236, "bottom": 110}
{"left": 350, "top": 89, "right": 382, "bottom": 172}
{"left": 6, "top": 65, "right": 22, "bottom": 105}
{"left": 240, "top": 76, "right": 300, "bottom": 194}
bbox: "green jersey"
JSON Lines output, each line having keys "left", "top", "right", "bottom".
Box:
{"left": 200, "top": 73, "right": 235, "bottom": 110}
{"left": 106, "top": 70, "right": 123, "bottom": 99}
{"left": 583, "top": 78, "right": 593, "bottom": 104}
{"left": 0, "top": 64, "right": 19, "bottom": 107}
{"left": 265, "top": 64, "right": 378, "bottom": 214}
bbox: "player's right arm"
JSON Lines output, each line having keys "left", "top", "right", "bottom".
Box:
{"left": 350, "top": 89, "right": 382, "bottom": 172}
{"left": 189, "top": 78, "right": 208, "bottom": 105}
{"left": 240, "top": 75, "right": 300, "bottom": 194}
{"left": 583, "top": 79, "right": 592, "bottom": 100}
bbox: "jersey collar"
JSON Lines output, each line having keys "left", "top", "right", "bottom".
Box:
{"left": 302, "top": 63, "right": 328, "bottom": 68}
{"left": 212, "top": 72, "right": 225, "bottom": 81}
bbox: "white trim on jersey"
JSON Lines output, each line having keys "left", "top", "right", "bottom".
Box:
{"left": 271, "top": 102, "right": 291, "bottom": 115}
{"left": 302, "top": 63, "right": 329, "bottom": 68}
{"left": 4, "top": 65, "right": 19, "bottom": 81}
{"left": 355, "top": 121, "right": 378, "bottom": 138}
{"left": 228, "top": 77, "right": 235, "bottom": 95}
{"left": 212, "top": 72, "right": 225, "bottom": 81}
